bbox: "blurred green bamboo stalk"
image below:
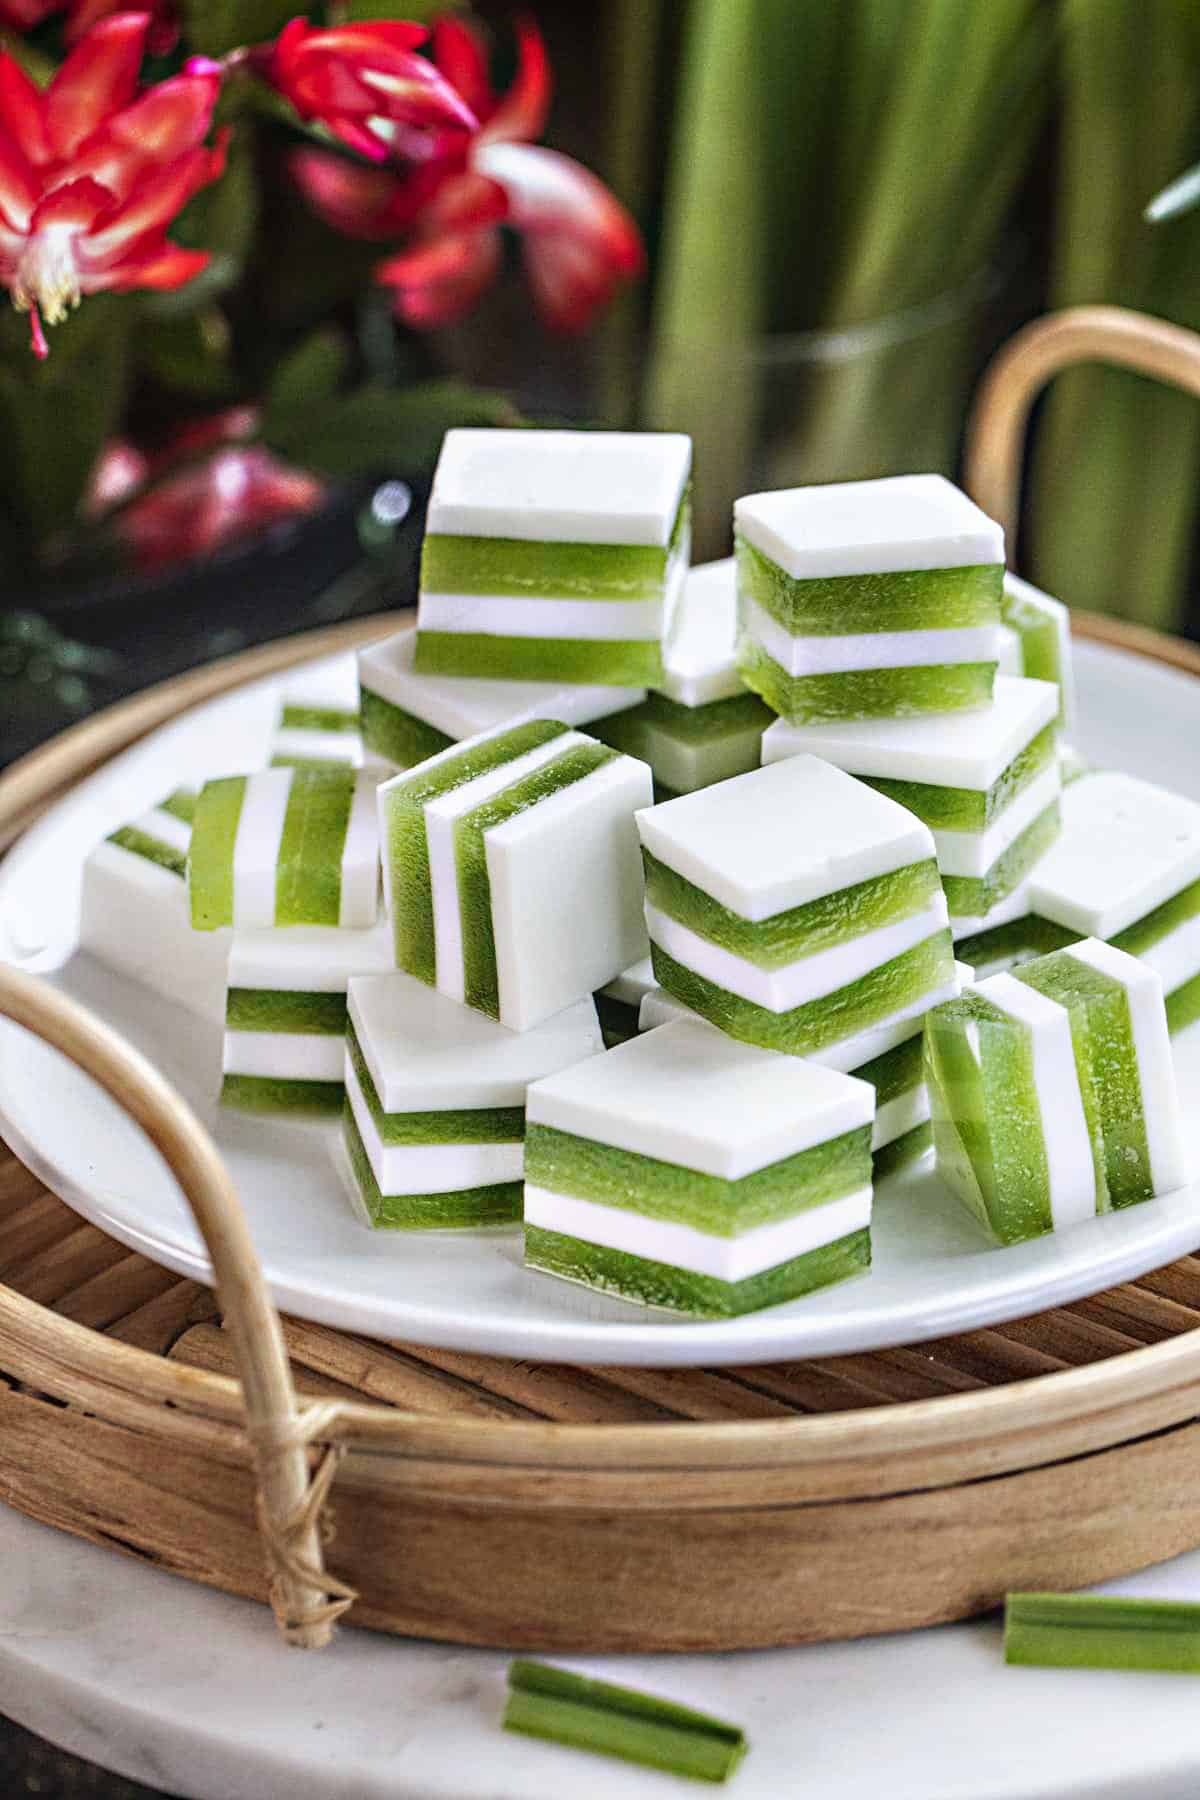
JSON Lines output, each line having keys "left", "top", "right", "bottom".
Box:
{"left": 1030, "top": 0, "right": 1200, "bottom": 631}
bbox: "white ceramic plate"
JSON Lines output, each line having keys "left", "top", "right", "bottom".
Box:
{"left": 1, "top": 636, "right": 1199, "bottom": 1366}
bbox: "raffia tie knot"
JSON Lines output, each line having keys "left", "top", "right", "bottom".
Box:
{"left": 253, "top": 1401, "right": 359, "bottom": 1640}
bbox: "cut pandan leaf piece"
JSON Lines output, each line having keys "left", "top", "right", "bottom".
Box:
{"left": 1030, "top": 771, "right": 1200, "bottom": 1022}
{"left": 733, "top": 474, "right": 1003, "bottom": 723}
{"left": 503, "top": 1660, "right": 747, "bottom": 1783}
{"left": 1001, "top": 571, "right": 1076, "bottom": 728}
{"left": 926, "top": 939, "right": 1186, "bottom": 1245}
{"left": 188, "top": 766, "right": 379, "bottom": 932}
{"left": 341, "top": 970, "right": 601, "bottom": 1230}
{"left": 357, "top": 624, "right": 644, "bottom": 774}
{"left": 378, "top": 718, "right": 651, "bottom": 1032}
{"left": 1005, "top": 1593, "right": 1200, "bottom": 1674}
{"left": 414, "top": 428, "right": 692, "bottom": 687}
{"left": 80, "top": 789, "right": 230, "bottom": 1025}
{"left": 637, "top": 757, "right": 955, "bottom": 1062}
{"left": 762, "top": 675, "right": 1062, "bottom": 909}
{"left": 594, "top": 957, "right": 655, "bottom": 1048}
{"left": 524, "top": 1018, "right": 875, "bottom": 1318}
{"left": 220, "top": 922, "right": 391, "bottom": 1115}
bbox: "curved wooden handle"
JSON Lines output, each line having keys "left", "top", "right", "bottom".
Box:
{"left": 964, "top": 304, "right": 1200, "bottom": 560}
{"left": 0, "top": 961, "right": 353, "bottom": 1646}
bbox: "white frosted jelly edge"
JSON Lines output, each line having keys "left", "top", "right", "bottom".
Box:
{"left": 742, "top": 594, "right": 1001, "bottom": 678}
{"left": 229, "top": 922, "right": 391, "bottom": 992}
{"left": 345, "top": 1055, "right": 522, "bottom": 1196}
{"left": 127, "top": 806, "right": 191, "bottom": 855}
{"left": 271, "top": 726, "right": 363, "bottom": 767}
{"left": 982, "top": 972, "right": 1096, "bottom": 1231}
{"left": 230, "top": 771, "right": 291, "bottom": 927}
{"left": 734, "top": 474, "right": 1004, "bottom": 579}
{"left": 872, "top": 1083, "right": 930, "bottom": 1151}
{"left": 523, "top": 1181, "right": 873, "bottom": 1283}
{"left": 932, "top": 765, "right": 1061, "bottom": 879}
{"left": 1138, "top": 914, "right": 1200, "bottom": 993}
{"left": 1063, "top": 938, "right": 1189, "bottom": 1194}
{"left": 949, "top": 880, "right": 1035, "bottom": 939}
{"left": 338, "top": 776, "right": 381, "bottom": 929}
{"left": 222, "top": 1030, "right": 344, "bottom": 1082}
{"left": 1028, "top": 773, "right": 1200, "bottom": 940}
{"left": 643, "top": 895, "right": 949, "bottom": 1013}
{"left": 657, "top": 558, "right": 742, "bottom": 706}
{"left": 417, "top": 593, "right": 666, "bottom": 643}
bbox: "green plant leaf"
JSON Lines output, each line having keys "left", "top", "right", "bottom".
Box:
{"left": 143, "top": 134, "right": 259, "bottom": 319}
{"left": 335, "top": 0, "right": 450, "bottom": 19}
{"left": 262, "top": 329, "right": 351, "bottom": 439}
{"left": 179, "top": 0, "right": 297, "bottom": 56}
{"left": 138, "top": 308, "right": 238, "bottom": 400}
{"left": 263, "top": 379, "right": 521, "bottom": 480}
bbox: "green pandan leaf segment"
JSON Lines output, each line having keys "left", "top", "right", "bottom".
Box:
{"left": 347, "top": 1025, "right": 524, "bottom": 1146}
{"left": 220, "top": 1073, "right": 344, "bottom": 1116}
{"left": 735, "top": 532, "right": 1003, "bottom": 634}
{"left": 737, "top": 631, "right": 996, "bottom": 724}
{"left": 525, "top": 1223, "right": 871, "bottom": 1318}
{"left": 861, "top": 723, "right": 1058, "bottom": 831}
{"left": 1005, "top": 1593, "right": 1200, "bottom": 1674}
{"left": 642, "top": 849, "right": 943, "bottom": 969}
{"left": 941, "top": 802, "right": 1062, "bottom": 916}
{"left": 414, "top": 632, "right": 664, "bottom": 687}
{"left": 343, "top": 1104, "right": 522, "bottom": 1228}
{"left": 107, "top": 825, "right": 187, "bottom": 879}
{"left": 226, "top": 988, "right": 348, "bottom": 1036}
{"left": 525, "top": 1122, "right": 871, "bottom": 1236}
{"left": 421, "top": 490, "right": 690, "bottom": 601}
{"left": 651, "top": 929, "right": 955, "bottom": 1056}
{"left": 503, "top": 1659, "right": 747, "bottom": 1785}
{"left": 359, "top": 684, "right": 454, "bottom": 771}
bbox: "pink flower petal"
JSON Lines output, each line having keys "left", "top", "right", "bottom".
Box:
{"left": 378, "top": 226, "right": 502, "bottom": 328}
{"left": 0, "top": 55, "right": 50, "bottom": 169}
{"left": 31, "top": 174, "right": 112, "bottom": 231}
{"left": 481, "top": 14, "right": 551, "bottom": 146}
{"left": 0, "top": 134, "right": 38, "bottom": 234}
{"left": 45, "top": 12, "right": 149, "bottom": 161}
{"left": 431, "top": 17, "right": 495, "bottom": 124}
{"left": 82, "top": 133, "right": 225, "bottom": 264}
{"left": 95, "top": 240, "right": 208, "bottom": 291}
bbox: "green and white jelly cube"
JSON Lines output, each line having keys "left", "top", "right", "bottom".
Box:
{"left": 926, "top": 938, "right": 1187, "bottom": 1245}
{"left": 358, "top": 624, "right": 644, "bottom": 775}
{"left": 1000, "top": 572, "right": 1076, "bottom": 728}
{"left": 523, "top": 1018, "right": 875, "bottom": 1317}
{"left": 734, "top": 474, "right": 1004, "bottom": 724}
{"left": 342, "top": 971, "right": 601, "bottom": 1230}
{"left": 189, "top": 765, "right": 379, "bottom": 932}
{"left": 80, "top": 787, "right": 230, "bottom": 1024}
{"left": 414, "top": 428, "right": 692, "bottom": 688}
{"left": 636, "top": 756, "right": 956, "bottom": 1063}
{"left": 762, "top": 676, "right": 1062, "bottom": 924}
{"left": 269, "top": 658, "right": 363, "bottom": 769}
{"left": 379, "top": 719, "right": 652, "bottom": 1033}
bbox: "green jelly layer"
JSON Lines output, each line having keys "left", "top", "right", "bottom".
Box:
{"left": 1111, "top": 874, "right": 1200, "bottom": 959}
{"left": 642, "top": 849, "right": 942, "bottom": 970}
{"left": 189, "top": 775, "right": 245, "bottom": 929}
{"left": 160, "top": 787, "right": 197, "bottom": 825}
{"left": 941, "top": 801, "right": 1061, "bottom": 917}
{"left": 414, "top": 632, "right": 664, "bottom": 688}
{"left": 861, "top": 723, "right": 1058, "bottom": 832}
{"left": 736, "top": 532, "right": 1003, "bottom": 634}
{"left": 220, "top": 1073, "right": 343, "bottom": 1116}
{"left": 925, "top": 994, "right": 1055, "bottom": 1245}
{"left": 594, "top": 991, "right": 640, "bottom": 1048}
{"left": 457, "top": 741, "right": 618, "bottom": 1019}
{"left": 524, "top": 1223, "right": 871, "bottom": 1318}
{"left": 854, "top": 1030, "right": 925, "bottom": 1106}
{"left": 382, "top": 719, "right": 568, "bottom": 985}
{"left": 524, "top": 1122, "right": 871, "bottom": 1235}
{"left": 359, "top": 683, "right": 454, "bottom": 772}
{"left": 280, "top": 703, "right": 360, "bottom": 732}
{"left": 275, "top": 765, "right": 355, "bottom": 927}
{"left": 872, "top": 1119, "right": 933, "bottom": 1181}
{"left": 594, "top": 691, "right": 774, "bottom": 795}
{"left": 421, "top": 492, "right": 689, "bottom": 601}
{"left": 650, "top": 928, "right": 955, "bottom": 1057}
{"left": 226, "top": 988, "right": 347, "bottom": 1035}
{"left": 344, "top": 1104, "right": 522, "bottom": 1229}
{"left": 107, "top": 825, "right": 186, "bottom": 879}
{"left": 347, "top": 1024, "right": 524, "bottom": 1145}
{"left": 953, "top": 914, "right": 1079, "bottom": 975}
{"left": 1167, "top": 970, "right": 1200, "bottom": 1037}
{"left": 737, "top": 631, "right": 995, "bottom": 724}
{"left": 270, "top": 753, "right": 357, "bottom": 770}
{"left": 1017, "top": 951, "right": 1152, "bottom": 1209}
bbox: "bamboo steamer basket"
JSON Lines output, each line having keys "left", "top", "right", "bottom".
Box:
{"left": 3, "top": 305, "right": 1200, "bottom": 1655}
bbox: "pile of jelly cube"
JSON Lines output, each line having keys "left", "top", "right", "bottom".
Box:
{"left": 79, "top": 431, "right": 1196, "bottom": 1316}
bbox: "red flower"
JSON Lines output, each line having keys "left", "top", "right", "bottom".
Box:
{"left": 90, "top": 407, "right": 324, "bottom": 573}
{"left": 0, "top": 0, "right": 178, "bottom": 54}
{"left": 0, "top": 13, "right": 226, "bottom": 357}
{"left": 263, "top": 18, "right": 476, "bottom": 164}
{"left": 291, "top": 15, "right": 643, "bottom": 334}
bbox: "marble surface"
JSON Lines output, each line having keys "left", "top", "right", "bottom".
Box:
{"left": 4, "top": 1504, "right": 1200, "bottom": 1799}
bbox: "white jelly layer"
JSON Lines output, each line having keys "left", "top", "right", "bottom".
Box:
{"left": 1138, "top": 913, "right": 1200, "bottom": 993}
{"left": 761, "top": 675, "right": 1058, "bottom": 790}
{"left": 735, "top": 474, "right": 1004, "bottom": 580}
{"left": 872, "top": 1083, "right": 930, "bottom": 1150}
{"left": 230, "top": 771, "right": 291, "bottom": 926}
{"left": 980, "top": 972, "right": 1096, "bottom": 1231}
{"left": 358, "top": 626, "right": 643, "bottom": 739}
{"left": 1064, "top": 938, "right": 1188, "bottom": 1195}
{"left": 643, "top": 894, "right": 949, "bottom": 1013}
{"left": 933, "top": 766, "right": 1061, "bottom": 879}
{"left": 995, "top": 624, "right": 1023, "bottom": 676}
{"left": 636, "top": 755, "right": 934, "bottom": 922}
{"left": 523, "top": 1181, "right": 873, "bottom": 1281}
{"left": 418, "top": 591, "right": 666, "bottom": 643}
{"left": 528, "top": 1017, "right": 873, "bottom": 1180}
{"left": 948, "top": 880, "right": 1036, "bottom": 939}
{"left": 345, "top": 1055, "right": 522, "bottom": 1195}
{"left": 338, "top": 776, "right": 381, "bottom": 928}
{"left": 658, "top": 558, "right": 743, "bottom": 706}
{"left": 223, "top": 1030, "right": 344, "bottom": 1081}
{"left": 271, "top": 725, "right": 363, "bottom": 767}
{"left": 80, "top": 838, "right": 229, "bottom": 1027}
{"left": 598, "top": 957, "right": 656, "bottom": 1009}
{"left": 1030, "top": 773, "right": 1200, "bottom": 940}
{"left": 1003, "top": 572, "right": 1076, "bottom": 728}
{"left": 279, "top": 655, "right": 360, "bottom": 715}
{"left": 426, "top": 426, "right": 691, "bottom": 545}
{"left": 127, "top": 805, "right": 191, "bottom": 856}
{"left": 742, "top": 593, "right": 1001, "bottom": 678}
{"left": 229, "top": 922, "right": 392, "bottom": 992}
